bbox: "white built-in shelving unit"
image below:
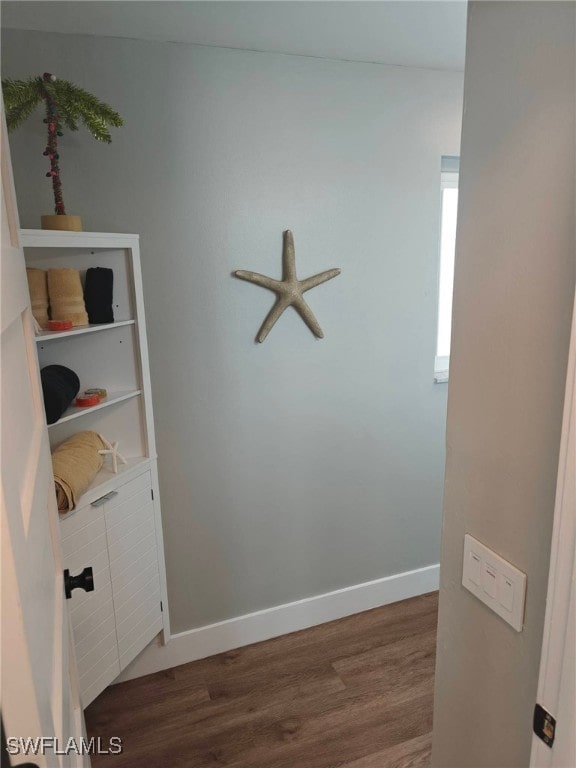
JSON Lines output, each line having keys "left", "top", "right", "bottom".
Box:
{"left": 22, "top": 229, "right": 170, "bottom": 706}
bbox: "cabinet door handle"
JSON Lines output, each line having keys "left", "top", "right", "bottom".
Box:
{"left": 64, "top": 567, "right": 94, "bottom": 599}
{"left": 90, "top": 490, "right": 119, "bottom": 507}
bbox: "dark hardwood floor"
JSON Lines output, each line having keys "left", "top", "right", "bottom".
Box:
{"left": 86, "top": 592, "right": 438, "bottom": 768}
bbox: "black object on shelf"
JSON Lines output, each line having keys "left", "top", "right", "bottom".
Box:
{"left": 84, "top": 267, "right": 114, "bottom": 324}
{"left": 40, "top": 364, "right": 80, "bottom": 424}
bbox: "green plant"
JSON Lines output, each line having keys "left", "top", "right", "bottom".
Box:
{"left": 2, "top": 72, "right": 123, "bottom": 215}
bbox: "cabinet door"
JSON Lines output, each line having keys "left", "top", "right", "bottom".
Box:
{"left": 104, "top": 471, "right": 163, "bottom": 670}
{"left": 60, "top": 503, "right": 120, "bottom": 706}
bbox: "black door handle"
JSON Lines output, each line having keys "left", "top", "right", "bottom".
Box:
{"left": 64, "top": 567, "right": 94, "bottom": 599}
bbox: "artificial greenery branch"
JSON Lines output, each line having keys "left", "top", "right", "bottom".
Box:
{"left": 2, "top": 72, "right": 123, "bottom": 215}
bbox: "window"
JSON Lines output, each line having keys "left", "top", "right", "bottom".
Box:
{"left": 435, "top": 157, "right": 459, "bottom": 383}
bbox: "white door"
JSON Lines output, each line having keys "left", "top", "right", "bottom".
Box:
{"left": 530, "top": 290, "right": 576, "bottom": 768}
{"left": 1, "top": 113, "right": 87, "bottom": 766}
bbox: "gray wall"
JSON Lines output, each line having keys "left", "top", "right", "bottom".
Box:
{"left": 2, "top": 29, "right": 463, "bottom": 633}
{"left": 432, "top": 3, "right": 575, "bottom": 767}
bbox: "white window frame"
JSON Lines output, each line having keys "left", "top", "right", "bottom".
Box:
{"left": 434, "top": 168, "right": 459, "bottom": 384}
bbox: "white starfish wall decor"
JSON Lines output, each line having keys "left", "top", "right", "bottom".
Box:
{"left": 234, "top": 230, "right": 341, "bottom": 343}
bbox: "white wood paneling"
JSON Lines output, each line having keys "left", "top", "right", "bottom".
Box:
{"left": 106, "top": 490, "right": 152, "bottom": 534}
{"left": 106, "top": 471, "right": 151, "bottom": 508}
{"left": 79, "top": 646, "right": 120, "bottom": 702}
{"left": 61, "top": 499, "right": 119, "bottom": 707}
{"left": 109, "top": 531, "right": 157, "bottom": 583}
{"left": 75, "top": 613, "right": 117, "bottom": 662}
{"left": 68, "top": 563, "right": 111, "bottom": 615}
{"left": 117, "top": 588, "right": 162, "bottom": 645}
{"left": 60, "top": 512, "right": 106, "bottom": 550}
{"left": 108, "top": 511, "right": 156, "bottom": 564}
{"left": 63, "top": 536, "right": 109, "bottom": 578}
{"left": 76, "top": 630, "right": 118, "bottom": 680}
{"left": 119, "top": 615, "right": 164, "bottom": 671}
{"left": 113, "top": 559, "right": 159, "bottom": 612}
{"left": 82, "top": 659, "right": 122, "bottom": 708}
{"left": 60, "top": 465, "right": 164, "bottom": 703}
{"left": 71, "top": 582, "right": 114, "bottom": 642}
{"left": 115, "top": 576, "right": 161, "bottom": 629}
{"left": 60, "top": 502, "right": 105, "bottom": 539}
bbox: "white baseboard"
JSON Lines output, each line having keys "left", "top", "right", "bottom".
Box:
{"left": 115, "top": 563, "right": 439, "bottom": 682}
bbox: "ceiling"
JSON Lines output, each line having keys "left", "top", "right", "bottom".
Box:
{"left": 1, "top": 1, "right": 467, "bottom": 71}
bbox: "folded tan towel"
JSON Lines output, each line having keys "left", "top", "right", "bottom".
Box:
{"left": 52, "top": 430, "right": 107, "bottom": 512}
{"left": 47, "top": 268, "right": 88, "bottom": 326}
{"left": 26, "top": 268, "right": 50, "bottom": 329}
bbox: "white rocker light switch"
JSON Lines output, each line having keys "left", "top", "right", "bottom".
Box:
{"left": 462, "top": 534, "right": 527, "bottom": 632}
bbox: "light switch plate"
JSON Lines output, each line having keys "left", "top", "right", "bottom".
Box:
{"left": 462, "top": 534, "right": 527, "bottom": 631}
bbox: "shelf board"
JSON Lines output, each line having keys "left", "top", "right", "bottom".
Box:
{"left": 36, "top": 319, "right": 135, "bottom": 342}
{"left": 48, "top": 389, "right": 142, "bottom": 428}
{"left": 20, "top": 229, "right": 139, "bottom": 250}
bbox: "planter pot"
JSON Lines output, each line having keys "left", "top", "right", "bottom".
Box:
{"left": 41, "top": 214, "right": 83, "bottom": 232}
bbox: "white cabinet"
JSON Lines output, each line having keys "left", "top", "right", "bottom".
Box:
{"left": 61, "top": 500, "right": 119, "bottom": 706}
{"left": 21, "top": 229, "right": 169, "bottom": 707}
{"left": 61, "top": 468, "right": 164, "bottom": 705}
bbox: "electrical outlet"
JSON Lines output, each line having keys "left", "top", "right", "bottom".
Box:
{"left": 462, "top": 534, "right": 527, "bottom": 632}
